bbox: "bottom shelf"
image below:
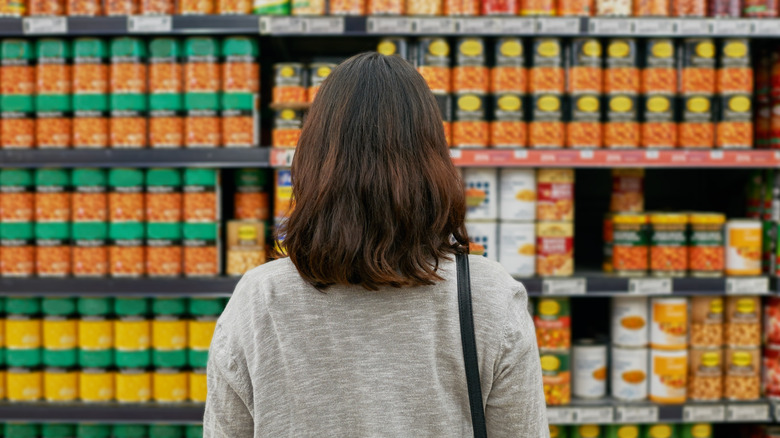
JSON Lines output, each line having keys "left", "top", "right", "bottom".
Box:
{"left": 0, "top": 402, "right": 204, "bottom": 423}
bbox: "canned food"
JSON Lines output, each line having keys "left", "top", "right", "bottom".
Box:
{"left": 530, "top": 39, "right": 564, "bottom": 93}
{"left": 743, "top": 0, "right": 777, "bottom": 16}
{"left": 453, "top": 38, "right": 487, "bottom": 93}
{"left": 549, "top": 425, "right": 567, "bottom": 438}
{"left": 681, "top": 39, "right": 716, "bottom": 95}
{"left": 572, "top": 340, "right": 607, "bottom": 399}
{"left": 604, "top": 94, "right": 640, "bottom": 148}
{"left": 567, "top": 94, "right": 602, "bottom": 148}
{"left": 612, "top": 213, "right": 649, "bottom": 276}
{"left": 190, "top": 368, "right": 207, "bottom": 402}
{"left": 274, "top": 169, "right": 293, "bottom": 221}
{"left": 534, "top": 297, "right": 571, "bottom": 349}
{"left": 611, "top": 346, "right": 648, "bottom": 401}
{"left": 568, "top": 39, "right": 602, "bottom": 94}
{"left": 612, "top": 296, "right": 649, "bottom": 347}
{"left": 572, "top": 425, "right": 602, "bottom": 438}
{"left": 537, "top": 169, "right": 574, "bottom": 221}
{"left": 464, "top": 168, "right": 497, "bottom": 220}
{"left": 610, "top": 169, "right": 643, "bottom": 213}
{"left": 272, "top": 109, "right": 302, "bottom": 148}
{"left": 605, "top": 39, "right": 639, "bottom": 94}
{"left": 650, "top": 213, "right": 688, "bottom": 277}
{"left": 690, "top": 296, "right": 723, "bottom": 348}
{"left": 307, "top": 63, "right": 334, "bottom": 103}
{"left": 643, "top": 39, "right": 677, "bottom": 94}
{"left": 540, "top": 350, "right": 571, "bottom": 405}
{"left": 679, "top": 424, "right": 712, "bottom": 438}
{"left": 643, "top": 95, "right": 677, "bottom": 148}
{"left": 498, "top": 222, "right": 535, "bottom": 278}
{"left": 646, "top": 425, "right": 678, "bottom": 438}
{"left": 44, "top": 368, "right": 78, "bottom": 402}
{"left": 272, "top": 63, "right": 306, "bottom": 104}
{"left": 724, "top": 347, "right": 761, "bottom": 400}
{"left": 689, "top": 213, "right": 725, "bottom": 277}
{"left": 688, "top": 348, "right": 722, "bottom": 401}
{"left": 711, "top": 0, "right": 740, "bottom": 14}
{"left": 718, "top": 40, "right": 752, "bottom": 94}
{"left": 482, "top": 0, "right": 518, "bottom": 13}
{"left": 716, "top": 94, "right": 753, "bottom": 149}
{"left": 558, "top": 0, "right": 592, "bottom": 14}
{"left": 764, "top": 345, "right": 780, "bottom": 399}
{"left": 536, "top": 222, "right": 574, "bottom": 277}
{"left": 376, "top": 38, "right": 408, "bottom": 60}
{"left": 725, "top": 219, "right": 762, "bottom": 276}
{"left": 416, "top": 38, "right": 451, "bottom": 94}
{"left": 725, "top": 296, "right": 761, "bottom": 347}
{"left": 499, "top": 168, "right": 535, "bottom": 221}
{"left": 649, "top": 348, "right": 687, "bottom": 404}
{"left": 529, "top": 94, "right": 565, "bottom": 148}
{"left": 650, "top": 297, "right": 688, "bottom": 350}
{"left": 491, "top": 38, "right": 525, "bottom": 94}
{"left": 116, "top": 369, "right": 151, "bottom": 403}
{"left": 520, "top": 0, "right": 555, "bottom": 14}
{"left": 154, "top": 368, "right": 188, "bottom": 402}
{"left": 80, "top": 368, "right": 114, "bottom": 402}
{"left": 767, "top": 297, "right": 780, "bottom": 345}
{"left": 466, "top": 221, "right": 497, "bottom": 261}
{"left": 7, "top": 368, "right": 41, "bottom": 402}
{"left": 490, "top": 93, "right": 525, "bottom": 147}
{"left": 452, "top": 93, "right": 488, "bottom": 147}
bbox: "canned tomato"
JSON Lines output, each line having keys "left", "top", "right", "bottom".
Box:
{"left": 611, "top": 346, "right": 648, "bottom": 401}
{"left": 681, "top": 39, "right": 716, "bottom": 95}
{"left": 491, "top": 38, "right": 525, "bottom": 93}
{"left": 716, "top": 94, "right": 752, "bottom": 149}
{"left": 499, "top": 168, "right": 535, "bottom": 221}
{"left": 725, "top": 219, "right": 762, "bottom": 276}
{"left": 540, "top": 350, "right": 571, "bottom": 405}
{"left": 725, "top": 295, "right": 761, "bottom": 347}
{"left": 498, "top": 222, "right": 535, "bottom": 278}
{"left": 536, "top": 222, "right": 574, "bottom": 277}
{"left": 688, "top": 348, "right": 722, "bottom": 401}
{"left": 650, "top": 297, "right": 688, "bottom": 350}
{"left": 764, "top": 345, "right": 780, "bottom": 399}
{"left": 650, "top": 213, "right": 688, "bottom": 277}
{"left": 690, "top": 296, "right": 723, "bottom": 348}
{"left": 568, "top": 39, "right": 602, "bottom": 94}
{"left": 567, "top": 94, "right": 602, "bottom": 148}
{"left": 452, "top": 93, "right": 488, "bottom": 147}
{"left": 572, "top": 340, "right": 607, "bottom": 399}
{"left": 612, "top": 213, "right": 649, "bottom": 276}
{"left": 534, "top": 297, "right": 571, "bottom": 349}
{"left": 465, "top": 221, "right": 497, "bottom": 261}
{"left": 529, "top": 94, "right": 565, "bottom": 148}
{"left": 649, "top": 348, "right": 687, "bottom": 404}
{"left": 766, "top": 296, "right": 780, "bottom": 345}
{"left": 610, "top": 169, "right": 643, "bottom": 213}
{"left": 416, "top": 38, "right": 451, "bottom": 95}
{"left": 724, "top": 347, "right": 761, "bottom": 400}
{"left": 536, "top": 169, "right": 574, "bottom": 221}
{"left": 453, "top": 38, "right": 487, "bottom": 93}
{"left": 604, "top": 94, "right": 640, "bottom": 148}
{"left": 463, "top": 167, "right": 498, "bottom": 220}
{"left": 272, "top": 63, "right": 305, "bottom": 104}
{"left": 530, "top": 39, "right": 564, "bottom": 94}
{"left": 612, "top": 296, "right": 649, "bottom": 347}
{"left": 689, "top": 213, "right": 725, "bottom": 277}
{"left": 490, "top": 93, "right": 525, "bottom": 147}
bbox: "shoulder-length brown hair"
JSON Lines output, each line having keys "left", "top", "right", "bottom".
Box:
{"left": 278, "top": 52, "right": 468, "bottom": 290}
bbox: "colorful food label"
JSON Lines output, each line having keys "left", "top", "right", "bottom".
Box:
{"left": 188, "top": 319, "right": 217, "bottom": 350}
{"left": 650, "top": 349, "right": 688, "bottom": 403}
{"left": 79, "top": 318, "right": 113, "bottom": 350}
{"left": 6, "top": 317, "right": 40, "bottom": 349}
{"left": 611, "top": 347, "right": 648, "bottom": 401}
{"left": 612, "top": 215, "right": 649, "bottom": 273}
{"left": 80, "top": 369, "right": 115, "bottom": 402}
{"left": 540, "top": 350, "right": 571, "bottom": 405}
{"left": 724, "top": 347, "right": 760, "bottom": 400}
{"left": 650, "top": 298, "right": 688, "bottom": 350}
{"left": 725, "top": 221, "right": 761, "bottom": 275}
{"left": 189, "top": 370, "right": 208, "bottom": 402}
{"left": 43, "top": 318, "right": 77, "bottom": 350}
{"left": 690, "top": 296, "right": 723, "bottom": 348}
{"left": 572, "top": 344, "right": 607, "bottom": 399}
{"left": 154, "top": 370, "right": 188, "bottom": 402}
{"left": 611, "top": 296, "right": 648, "bottom": 347}
{"left": 116, "top": 370, "right": 151, "bottom": 403}
{"left": 7, "top": 369, "right": 41, "bottom": 402}
{"left": 114, "top": 319, "right": 151, "bottom": 351}
{"left": 44, "top": 370, "right": 78, "bottom": 402}
{"left": 688, "top": 348, "right": 722, "bottom": 401}
{"left": 153, "top": 319, "right": 187, "bottom": 350}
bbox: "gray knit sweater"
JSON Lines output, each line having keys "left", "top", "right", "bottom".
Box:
{"left": 204, "top": 255, "right": 549, "bottom": 437}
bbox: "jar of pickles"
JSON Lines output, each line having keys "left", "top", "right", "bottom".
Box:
{"left": 612, "top": 213, "right": 648, "bottom": 276}
{"left": 650, "top": 213, "right": 689, "bottom": 277}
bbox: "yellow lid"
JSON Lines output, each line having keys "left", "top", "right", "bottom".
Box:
{"left": 689, "top": 212, "right": 726, "bottom": 225}
{"left": 613, "top": 213, "right": 648, "bottom": 224}
{"left": 650, "top": 213, "right": 688, "bottom": 224}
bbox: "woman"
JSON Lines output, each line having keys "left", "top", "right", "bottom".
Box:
{"left": 204, "top": 52, "right": 547, "bottom": 437}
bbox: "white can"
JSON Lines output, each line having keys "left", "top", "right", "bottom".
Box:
{"left": 573, "top": 340, "right": 607, "bottom": 399}
{"left": 466, "top": 221, "right": 498, "bottom": 261}
{"left": 612, "top": 296, "right": 649, "bottom": 348}
{"left": 498, "top": 222, "right": 535, "bottom": 277}
{"left": 464, "top": 168, "right": 498, "bottom": 220}
{"left": 649, "top": 348, "right": 688, "bottom": 404}
{"left": 499, "top": 168, "right": 536, "bottom": 221}
{"left": 611, "top": 346, "right": 648, "bottom": 401}
{"left": 650, "top": 297, "right": 688, "bottom": 350}
{"left": 725, "top": 219, "right": 762, "bottom": 276}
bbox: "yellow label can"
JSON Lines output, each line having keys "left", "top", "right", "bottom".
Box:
{"left": 79, "top": 319, "right": 113, "bottom": 350}
{"left": 44, "top": 369, "right": 78, "bottom": 402}
{"left": 0, "top": 318, "right": 6, "bottom": 346}
{"left": 189, "top": 369, "right": 207, "bottom": 402}
{"left": 0, "top": 370, "right": 7, "bottom": 400}
{"left": 153, "top": 319, "right": 187, "bottom": 350}
{"left": 115, "top": 369, "right": 151, "bottom": 403}
{"left": 7, "top": 368, "right": 41, "bottom": 402}
{"left": 43, "top": 318, "right": 77, "bottom": 350}
{"left": 6, "top": 318, "right": 41, "bottom": 349}
{"left": 188, "top": 319, "right": 217, "bottom": 350}
{"left": 114, "top": 319, "right": 151, "bottom": 351}
{"left": 80, "top": 369, "right": 115, "bottom": 403}
{"left": 154, "top": 369, "right": 188, "bottom": 403}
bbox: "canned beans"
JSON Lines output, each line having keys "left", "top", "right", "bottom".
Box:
{"left": 184, "top": 246, "right": 218, "bottom": 276}
{"left": 73, "top": 117, "right": 109, "bottom": 148}
{"left": 140, "top": 0, "right": 174, "bottom": 13}
{"left": 217, "top": 0, "right": 251, "bottom": 12}
{"left": 725, "top": 296, "right": 761, "bottom": 347}
{"left": 179, "top": 0, "right": 214, "bottom": 13}
{"left": 36, "top": 118, "right": 71, "bottom": 149}
{"left": 724, "top": 347, "right": 761, "bottom": 400}
{"left": 185, "top": 63, "right": 220, "bottom": 93}
{"left": 110, "top": 117, "right": 147, "bottom": 148}
{"left": 149, "top": 63, "right": 182, "bottom": 93}
{"left": 650, "top": 213, "right": 688, "bottom": 277}
{"left": 73, "top": 64, "right": 108, "bottom": 94}
{"left": 105, "top": 0, "right": 139, "bottom": 14}
{"left": 688, "top": 348, "right": 723, "bottom": 401}
{"left": 223, "top": 116, "right": 255, "bottom": 147}
{"left": 37, "top": 64, "right": 71, "bottom": 95}
{"left": 110, "top": 63, "right": 146, "bottom": 94}
{"left": 185, "top": 116, "right": 221, "bottom": 148}
{"left": 2, "top": 66, "right": 35, "bottom": 95}
{"left": 690, "top": 296, "right": 724, "bottom": 348}
{"left": 223, "top": 62, "right": 259, "bottom": 94}
{"left": 29, "top": 0, "right": 65, "bottom": 14}
{"left": 612, "top": 213, "right": 648, "bottom": 276}
{"left": 1, "top": 119, "right": 35, "bottom": 149}
{"left": 149, "top": 117, "right": 183, "bottom": 148}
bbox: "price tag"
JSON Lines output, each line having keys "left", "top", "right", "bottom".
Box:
{"left": 725, "top": 277, "right": 769, "bottom": 294}
{"left": 754, "top": 19, "right": 780, "bottom": 35}
{"left": 573, "top": 407, "right": 614, "bottom": 424}
{"left": 645, "top": 150, "right": 660, "bottom": 160}
{"left": 127, "top": 15, "right": 172, "bottom": 33}
{"left": 514, "top": 149, "right": 528, "bottom": 159}
{"left": 635, "top": 18, "right": 676, "bottom": 34}
{"left": 537, "top": 17, "right": 581, "bottom": 35}
{"left": 677, "top": 18, "right": 711, "bottom": 35}
{"left": 628, "top": 278, "right": 672, "bottom": 294}
{"left": 501, "top": 17, "right": 535, "bottom": 34}
{"left": 726, "top": 403, "right": 770, "bottom": 422}
{"left": 711, "top": 19, "right": 752, "bottom": 35}
{"left": 367, "top": 17, "right": 413, "bottom": 34}
{"left": 450, "top": 149, "right": 462, "bottom": 159}
{"left": 260, "top": 16, "right": 305, "bottom": 34}
{"left": 614, "top": 406, "right": 659, "bottom": 423}
{"left": 413, "top": 18, "right": 456, "bottom": 34}
{"left": 305, "top": 17, "right": 345, "bottom": 34}
{"left": 456, "top": 18, "right": 503, "bottom": 34}
{"left": 579, "top": 150, "right": 594, "bottom": 159}
{"left": 22, "top": 17, "right": 67, "bottom": 34}
{"left": 272, "top": 149, "right": 295, "bottom": 167}
{"left": 542, "top": 278, "right": 586, "bottom": 295}
{"left": 683, "top": 404, "right": 725, "bottom": 422}
{"left": 710, "top": 150, "right": 724, "bottom": 160}
{"left": 547, "top": 407, "right": 576, "bottom": 424}
{"left": 774, "top": 402, "right": 780, "bottom": 421}
{"left": 589, "top": 18, "right": 634, "bottom": 35}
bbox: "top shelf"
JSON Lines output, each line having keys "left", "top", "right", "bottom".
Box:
{"left": 3, "top": 16, "right": 780, "bottom": 37}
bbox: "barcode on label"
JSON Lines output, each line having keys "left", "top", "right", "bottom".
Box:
{"left": 628, "top": 278, "right": 672, "bottom": 294}
{"left": 413, "top": 18, "right": 455, "bottom": 33}
{"left": 614, "top": 406, "right": 659, "bottom": 423}
{"left": 367, "top": 17, "right": 413, "bottom": 33}
{"left": 23, "top": 17, "right": 67, "bottom": 34}
{"left": 573, "top": 407, "right": 613, "bottom": 424}
{"left": 547, "top": 407, "right": 575, "bottom": 424}
{"left": 542, "top": 278, "right": 586, "bottom": 295}
{"left": 726, "top": 404, "right": 770, "bottom": 422}
{"left": 683, "top": 405, "right": 725, "bottom": 422}
{"left": 305, "top": 17, "right": 345, "bottom": 34}
{"left": 725, "top": 277, "right": 769, "bottom": 294}
{"left": 537, "top": 18, "right": 580, "bottom": 34}
{"left": 128, "top": 15, "right": 172, "bottom": 32}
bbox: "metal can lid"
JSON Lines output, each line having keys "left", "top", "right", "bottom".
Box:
{"left": 6, "top": 349, "right": 41, "bottom": 367}
{"left": 148, "top": 425, "right": 184, "bottom": 438}
{"left": 43, "top": 348, "right": 78, "bottom": 368}
{"left": 42, "top": 297, "right": 77, "bottom": 316}
{"left": 153, "top": 298, "right": 187, "bottom": 316}
{"left": 6, "top": 298, "right": 41, "bottom": 315}
{"left": 188, "top": 349, "right": 209, "bottom": 369}
{"left": 79, "top": 349, "right": 114, "bottom": 368}
{"left": 111, "top": 425, "right": 148, "bottom": 438}
{"left": 114, "top": 298, "right": 149, "bottom": 316}
{"left": 153, "top": 349, "right": 187, "bottom": 369}
{"left": 115, "top": 350, "right": 151, "bottom": 369}
{"left": 4, "top": 424, "right": 40, "bottom": 438}
{"left": 77, "top": 297, "right": 112, "bottom": 316}
{"left": 41, "top": 424, "right": 76, "bottom": 438}
{"left": 76, "top": 424, "right": 111, "bottom": 438}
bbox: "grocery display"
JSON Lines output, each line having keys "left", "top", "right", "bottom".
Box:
{"left": 0, "top": 423, "right": 204, "bottom": 438}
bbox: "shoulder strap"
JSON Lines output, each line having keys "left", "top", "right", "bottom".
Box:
{"left": 456, "top": 252, "right": 488, "bottom": 438}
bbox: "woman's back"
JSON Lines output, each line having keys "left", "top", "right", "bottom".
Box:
{"left": 205, "top": 255, "right": 546, "bottom": 437}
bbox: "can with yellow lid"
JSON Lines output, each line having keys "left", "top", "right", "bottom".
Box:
{"left": 689, "top": 213, "right": 725, "bottom": 277}
{"left": 650, "top": 213, "right": 689, "bottom": 277}
{"left": 572, "top": 424, "right": 602, "bottom": 438}
{"left": 644, "top": 424, "right": 677, "bottom": 438}
{"left": 680, "top": 424, "right": 712, "bottom": 438}
{"left": 606, "top": 425, "right": 640, "bottom": 438}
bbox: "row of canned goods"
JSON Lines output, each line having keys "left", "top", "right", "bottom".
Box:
{"left": 0, "top": 423, "right": 203, "bottom": 438}
{"left": 0, "top": 0, "right": 258, "bottom": 15}
{"left": 0, "top": 297, "right": 222, "bottom": 403}
{"left": 0, "top": 37, "right": 258, "bottom": 149}
{"left": 550, "top": 424, "right": 714, "bottom": 438}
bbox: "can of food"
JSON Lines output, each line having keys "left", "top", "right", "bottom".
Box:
{"left": 530, "top": 39, "right": 564, "bottom": 94}
{"left": 452, "top": 93, "right": 488, "bottom": 147}
{"left": 604, "top": 214, "right": 614, "bottom": 273}
{"left": 606, "top": 425, "right": 641, "bottom": 438}
{"left": 540, "top": 349, "right": 571, "bottom": 405}
{"left": 604, "top": 94, "right": 640, "bottom": 148}
{"left": 642, "top": 95, "right": 677, "bottom": 148}
{"left": 529, "top": 94, "right": 565, "bottom": 148}
{"left": 649, "top": 213, "right": 688, "bottom": 277}
{"left": 650, "top": 297, "right": 688, "bottom": 350}
{"left": 711, "top": 0, "right": 740, "bottom": 15}
{"left": 536, "top": 169, "right": 574, "bottom": 221}
{"left": 649, "top": 348, "right": 687, "bottom": 403}
{"left": 725, "top": 219, "right": 762, "bottom": 276}
{"left": 568, "top": 39, "right": 602, "bottom": 94}
{"left": 604, "top": 39, "right": 639, "bottom": 94}
{"left": 536, "top": 222, "right": 574, "bottom": 277}
{"left": 183, "top": 168, "right": 220, "bottom": 222}
{"left": 109, "top": 223, "right": 145, "bottom": 278}
{"left": 416, "top": 38, "right": 451, "bottom": 95}
{"left": 743, "top": 0, "right": 777, "bottom": 16}
{"left": 272, "top": 109, "right": 303, "bottom": 148}
{"left": 681, "top": 39, "right": 716, "bottom": 95}
{"left": 108, "top": 168, "right": 145, "bottom": 222}
{"left": 612, "top": 296, "right": 649, "bottom": 347}
{"left": 643, "top": 39, "right": 677, "bottom": 94}
{"left": 534, "top": 297, "right": 571, "bottom": 349}
{"left": 767, "top": 296, "right": 780, "bottom": 346}
{"left": 377, "top": 38, "right": 409, "bottom": 60}
{"left": 612, "top": 213, "right": 649, "bottom": 276}
{"left": 183, "top": 223, "right": 220, "bottom": 277}
{"left": 690, "top": 296, "right": 723, "bottom": 348}
{"left": 463, "top": 168, "right": 497, "bottom": 220}
{"left": 724, "top": 347, "right": 761, "bottom": 400}
{"left": 453, "top": 38, "right": 488, "bottom": 93}
{"left": 274, "top": 169, "right": 293, "bottom": 221}
{"left": 610, "top": 169, "right": 643, "bottom": 213}
{"left": 272, "top": 63, "right": 306, "bottom": 104}
{"left": 572, "top": 340, "right": 607, "bottom": 399}
{"left": 718, "top": 39, "right": 752, "bottom": 94}
{"left": 80, "top": 368, "right": 114, "bottom": 402}
{"left": 153, "top": 368, "right": 188, "bottom": 402}
{"left": 611, "top": 346, "right": 648, "bottom": 401}
{"left": 7, "top": 368, "right": 42, "bottom": 402}
{"left": 764, "top": 345, "right": 780, "bottom": 399}
{"left": 482, "top": 0, "right": 518, "bottom": 13}
{"left": 35, "top": 222, "right": 71, "bottom": 277}
{"left": 307, "top": 63, "right": 334, "bottom": 103}
{"left": 0, "top": 169, "right": 34, "bottom": 222}
{"left": 490, "top": 93, "right": 525, "bottom": 147}
{"left": 566, "top": 94, "right": 602, "bottom": 148}
{"left": 687, "top": 348, "right": 722, "bottom": 401}
{"left": 716, "top": 94, "right": 753, "bottom": 149}
{"left": 116, "top": 368, "right": 152, "bottom": 403}
{"left": 499, "top": 169, "right": 535, "bottom": 221}
{"left": 549, "top": 425, "right": 567, "bottom": 438}
{"left": 35, "top": 169, "right": 70, "bottom": 223}
{"left": 679, "top": 424, "right": 713, "bottom": 438}
{"left": 645, "top": 425, "right": 678, "bottom": 438}
{"left": 465, "top": 221, "right": 497, "bottom": 261}
{"left": 0, "top": 223, "right": 35, "bottom": 277}
{"left": 491, "top": 38, "right": 525, "bottom": 94}
{"left": 572, "top": 425, "right": 602, "bottom": 438}
{"left": 689, "top": 213, "right": 725, "bottom": 277}
{"left": 725, "top": 295, "right": 761, "bottom": 347}
{"left": 498, "top": 222, "right": 535, "bottom": 277}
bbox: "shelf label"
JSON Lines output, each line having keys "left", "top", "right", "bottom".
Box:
{"left": 456, "top": 18, "right": 503, "bottom": 34}
{"left": 542, "top": 278, "right": 586, "bottom": 295}
{"left": 501, "top": 18, "right": 535, "bottom": 34}
{"left": 754, "top": 19, "right": 780, "bottom": 35}
{"left": 22, "top": 17, "right": 67, "bottom": 34}
{"left": 628, "top": 278, "right": 672, "bottom": 295}
{"left": 725, "top": 277, "right": 769, "bottom": 294}
{"left": 413, "top": 18, "right": 456, "bottom": 34}
{"left": 367, "top": 17, "right": 413, "bottom": 33}
{"left": 726, "top": 403, "right": 770, "bottom": 422}
{"left": 774, "top": 402, "right": 780, "bottom": 421}
{"left": 260, "top": 16, "right": 305, "bottom": 34}
{"left": 272, "top": 149, "right": 295, "bottom": 167}
{"left": 450, "top": 149, "right": 462, "bottom": 159}
{"left": 537, "top": 17, "right": 581, "bottom": 34}
{"left": 711, "top": 19, "right": 752, "bottom": 35}
{"left": 635, "top": 18, "right": 676, "bottom": 34}
{"left": 683, "top": 404, "right": 725, "bottom": 422}
{"left": 589, "top": 18, "right": 634, "bottom": 35}
{"left": 579, "top": 150, "right": 594, "bottom": 160}
{"left": 127, "top": 15, "right": 172, "bottom": 33}
{"left": 645, "top": 150, "right": 660, "bottom": 160}
{"left": 305, "top": 17, "right": 345, "bottom": 34}
{"left": 573, "top": 407, "right": 613, "bottom": 424}
{"left": 547, "top": 407, "right": 576, "bottom": 424}
{"left": 614, "top": 406, "right": 659, "bottom": 423}
{"left": 677, "top": 18, "right": 711, "bottom": 35}
{"left": 514, "top": 149, "right": 528, "bottom": 159}
{"left": 710, "top": 150, "right": 724, "bottom": 160}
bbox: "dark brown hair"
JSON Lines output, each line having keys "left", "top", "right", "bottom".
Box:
{"left": 278, "top": 52, "right": 468, "bottom": 290}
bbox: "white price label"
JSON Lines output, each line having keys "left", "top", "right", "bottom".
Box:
{"left": 683, "top": 404, "right": 725, "bottom": 422}
{"left": 514, "top": 149, "right": 528, "bottom": 159}
{"left": 579, "top": 149, "right": 594, "bottom": 159}
{"left": 273, "top": 149, "right": 295, "bottom": 167}
{"left": 260, "top": 16, "right": 305, "bottom": 34}
{"left": 537, "top": 17, "right": 581, "bottom": 34}
{"left": 456, "top": 18, "right": 503, "bottom": 34}
{"left": 710, "top": 150, "right": 725, "bottom": 160}
{"left": 547, "top": 407, "right": 576, "bottom": 424}
{"left": 645, "top": 150, "right": 660, "bottom": 160}
{"left": 573, "top": 407, "right": 613, "bottom": 424}
{"left": 501, "top": 18, "right": 535, "bottom": 34}
{"left": 22, "top": 17, "right": 67, "bottom": 34}
{"left": 628, "top": 278, "right": 672, "bottom": 295}
{"left": 127, "top": 15, "right": 172, "bottom": 33}
{"left": 367, "top": 17, "right": 413, "bottom": 33}
{"left": 542, "top": 278, "right": 586, "bottom": 295}
{"left": 712, "top": 19, "right": 752, "bottom": 35}
{"left": 677, "top": 18, "right": 711, "bottom": 35}
{"left": 725, "top": 277, "right": 769, "bottom": 294}
{"left": 635, "top": 18, "right": 676, "bottom": 34}
{"left": 774, "top": 402, "right": 780, "bottom": 421}
{"left": 589, "top": 18, "right": 634, "bottom": 35}
{"left": 726, "top": 403, "right": 770, "bottom": 422}
{"left": 305, "top": 17, "right": 345, "bottom": 34}
{"left": 754, "top": 19, "right": 780, "bottom": 35}
{"left": 413, "top": 18, "right": 456, "bottom": 34}
{"left": 450, "top": 149, "right": 462, "bottom": 159}
{"left": 614, "top": 406, "right": 659, "bottom": 423}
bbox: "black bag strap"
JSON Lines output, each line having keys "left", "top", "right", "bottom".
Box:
{"left": 456, "top": 252, "right": 488, "bottom": 438}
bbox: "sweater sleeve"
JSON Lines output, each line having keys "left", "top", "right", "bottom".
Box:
{"left": 203, "top": 358, "right": 254, "bottom": 438}
{"left": 484, "top": 285, "right": 550, "bottom": 438}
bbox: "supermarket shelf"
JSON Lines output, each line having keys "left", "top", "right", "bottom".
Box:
{"left": 0, "top": 16, "right": 260, "bottom": 36}
{"left": 518, "top": 274, "right": 772, "bottom": 296}
{"left": 0, "top": 278, "right": 238, "bottom": 297}
{"left": 0, "top": 402, "right": 203, "bottom": 423}
{"left": 0, "top": 148, "right": 270, "bottom": 168}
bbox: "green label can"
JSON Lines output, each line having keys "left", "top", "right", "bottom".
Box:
{"left": 572, "top": 424, "right": 603, "bottom": 438}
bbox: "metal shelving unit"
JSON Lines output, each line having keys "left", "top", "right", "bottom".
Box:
{"left": 0, "top": 148, "right": 270, "bottom": 168}
{"left": 0, "top": 278, "right": 238, "bottom": 297}
{"left": 0, "top": 403, "right": 204, "bottom": 423}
